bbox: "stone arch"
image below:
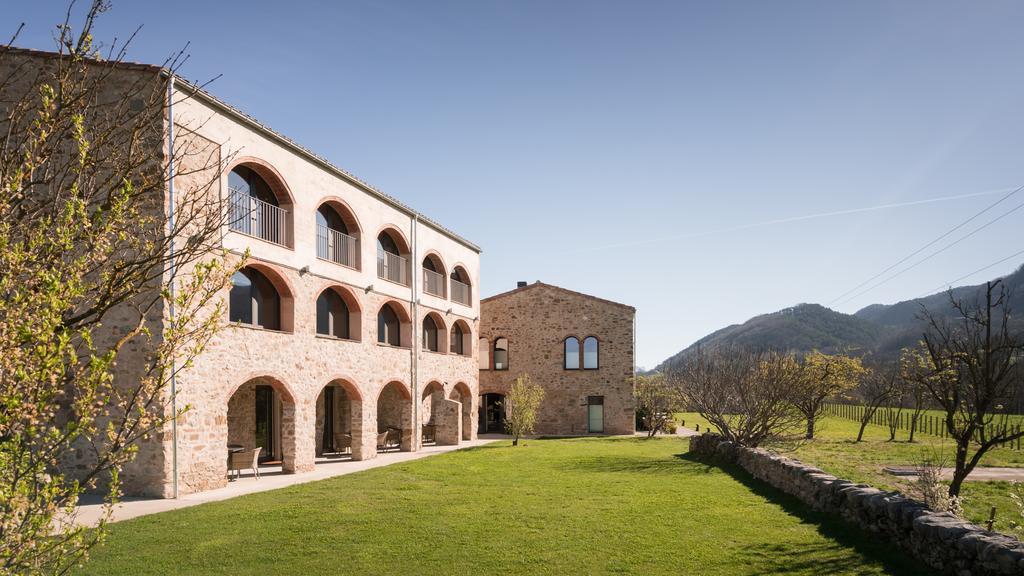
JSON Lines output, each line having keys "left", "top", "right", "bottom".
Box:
{"left": 227, "top": 156, "right": 296, "bottom": 206}
{"left": 315, "top": 283, "right": 363, "bottom": 341}
{"left": 449, "top": 319, "right": 471, "bottom": 356}
{"left": 376, "top": 380, "right": 413, "bottom": 453}
{"left": 236, "top": 261, "right": 296, "bottom": 332}
{"left": 224, "top": 374, "right": 301, "bottom": 475}
{"left": 450, "top": 382, "right": 474, "bottom": 441}
{"left": 421, "top": 310, "right": 448, "bottom": 353}
{"left": 315, "top": 377, "right": 367, "bottom": 459}
{"left": 227, "top": 157, "right": 295, "bottom": 248}
{"left": 316, "top": 196, "right": 362, "bottom": 270}
{"left": 377, "top": 300, "right": 412, "bottom": 347}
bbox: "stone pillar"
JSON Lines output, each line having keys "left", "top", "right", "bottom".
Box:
{"left": 286, "top": 397, "right": 316, "bottom": 474}
{"left": 434, "top": 398, "right": 462, "bottom": 446}
{"left": 353, "top": 397, "right": 376, "bottom": 460}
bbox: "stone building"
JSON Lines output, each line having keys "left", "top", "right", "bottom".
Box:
{"left": 478, "top": 282, "right": 636, "bottom": 436}
{"left": 4, "top": 47, "right": 640, "bottom": 499}
{"left": 2, "top": 48, "right": 481, "bottom": 498}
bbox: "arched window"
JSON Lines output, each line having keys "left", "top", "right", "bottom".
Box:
{"left": 494, "top": 337, "right": 509, "bottom": 371}
{"left": 316, "top": 289, "right": 350, "bottom": 339}
{"left": 229, "top": 268, "right": 281, "bottom": 330}
{"left": 479, "top": 337, "right": 490, "bottom": 369}
{"left": 564, "top": 337, "right": 580, "bottom": 370}
{"left": 377, "top": 230, "right": 410, "bottom": 286}
{"left": 316, "top": 204, "right": 358, "bottom": 268}
{"left": 422, "top": 315, "right": 439, "bottom": 352}
{"left": 450, "top": 322, "right": 465, "bottom": 355}
{"left": 422, "top": 254, "right": 446, "bottom": 298}
{"left": 378, "top": 304, "right": 401, "bottom": 346}
{"left": 583, "top": 336, "right": 599, "bottom": 369}
{"left": 450, "top": 266, "right": 472, "bottom": 306}
{"left": 228, "top": 165, "right": 288, "bottom": 246}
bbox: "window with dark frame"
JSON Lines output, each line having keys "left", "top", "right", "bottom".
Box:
{"left": 451, "top": 323, "right": 465, "bottom": 355}
{"left": 494, "top": 337, "right": 509, "bottom": 370}
{"left": 422, "top": 315, "right": 439, "bottom": 352}
{"left": 583, "top": 336, "right": 599, "bottom": 369}
{"left": 564, "top": 336, "right": 580, "bottom": 369}
{"left": 229, "top": 268, "right": 281, "bottom": 330}
{"left": 377, "top": 303, "right": 401, "bottom": 346}
{"left": 316, "top": 288, "right": 350, "bottom": 339}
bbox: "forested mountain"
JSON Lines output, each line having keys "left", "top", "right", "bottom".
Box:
{"left": 655, "top": 264, "right": 1024, "bottom": 372}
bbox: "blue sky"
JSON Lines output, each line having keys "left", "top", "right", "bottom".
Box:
{"left": 8, "top": 1, "right": 1024, "bottom": 368}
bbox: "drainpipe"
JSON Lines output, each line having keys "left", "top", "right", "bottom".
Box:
{"left": 410, "top": 214, "right": 419, "bottom": 450}
{"left": 167, "top": 75, "right": 179, "bottom": 499}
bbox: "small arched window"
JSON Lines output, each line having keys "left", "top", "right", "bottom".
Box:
{"left": 316, "top": 289, "right": 350, "bottom": 339}
{"left": 229, "top": 268, "right": 280, "bottom": 330}
{"left": 494, "top": 337, "right": 509, "bottom": 371}
{"left": 450, "top": 323, "right": 465, "bottom": 355}
{"left": 564, "top": 337, "right": 580, "bottom": 370}
{"left": 378, "top": 304, "right": 401, "bottom": 346}
{"left": 583, "top": 336, "right": 599, "bottom": 369}
{"left": 422, "top": 315, "right": 439, "bottom": 352}
{"left": 479, "top": 337, "right": 490, "bottom": 369}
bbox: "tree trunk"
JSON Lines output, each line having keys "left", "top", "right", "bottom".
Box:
{"left": 805, "top": 416, "right": 815, "bottom": 440}
{"left": 948, "top": 440, "right": 969, "bottom": 497}
{"left": 512, "top": 435, "right": 519, "bottom": 447}
{"left": 856, "top": 420, "right": 868, "bottom": 442}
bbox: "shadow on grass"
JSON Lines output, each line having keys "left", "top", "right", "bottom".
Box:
{"left": 684, "top": 452, "right": 938, "bottom": 576}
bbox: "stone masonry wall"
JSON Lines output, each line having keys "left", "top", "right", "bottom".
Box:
{"left": 479, "top": 282, "right": 636, "bottom": 436}
{"left": 690, "top": 434, "right": 1024, "bottom": 575}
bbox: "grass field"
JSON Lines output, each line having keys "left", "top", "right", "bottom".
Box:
{"left": 677, "top": 413, "right": 1024, "bottom": 535}
{"left": 76, "top": 437, "right": 929, "bottom": 575}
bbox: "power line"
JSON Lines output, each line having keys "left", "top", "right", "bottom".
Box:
{"left": 832, "top": 199, "right": 1024, "bottom": 307}
{"left": 918, "top": 247, "right": 1024, "bottom": 298}
{"left": 828, "top": 184, "right": 1024, "bottom": 306}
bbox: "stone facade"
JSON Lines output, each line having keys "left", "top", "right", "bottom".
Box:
{"left": 3, "top": 48, "right": 484, "bottom": 498}
{"left": 479, "top": 282, "right": 636, "bottom": 436}
{"left": 690, "top": 434, "right": 1024, "bottom": 576}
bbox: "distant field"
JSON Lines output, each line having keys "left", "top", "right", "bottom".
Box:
{"left": 677, "top": 412, "right": 1024, "bottom": 535}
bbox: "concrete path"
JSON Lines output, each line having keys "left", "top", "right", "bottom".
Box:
{"left": 73, "top": 437, "right": 502, "bottom": 527}
{"left": 883, "top": 466, "right": 1024, "bottom": 482}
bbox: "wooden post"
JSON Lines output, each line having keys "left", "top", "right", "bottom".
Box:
{"left": 986, "top": 506, "right": 996, "bottom": 531}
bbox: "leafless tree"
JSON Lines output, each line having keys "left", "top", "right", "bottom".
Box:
{"left": 674, "top": 348, "right": 804, "bottom": 448}
{"left": 902, "top": 280, "right": 1024, "bottom": 497}
{"left": 0, "top": 3, "right": 239, "bottom": 572}
{"left": 853, "top": 362, "right": 898, "bottom": 442}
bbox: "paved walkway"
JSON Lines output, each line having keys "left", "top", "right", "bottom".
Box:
{"left": 883, "top": 465, "right": 1024, "bottom": 482}
{"left": 73, "top": 437, "right": 502, "bottom": 527}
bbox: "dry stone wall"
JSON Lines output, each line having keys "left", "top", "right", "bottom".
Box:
{"left": 690, "top": 433, "right": 1024, "bottom": 576}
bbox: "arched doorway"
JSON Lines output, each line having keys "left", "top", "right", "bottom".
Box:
{"left": 315, "top": 380, "right": 362, "bottom": 459}
{"left": 450, "top": 383, "right": 474, "bottom": 441}
{"left": 421, "top": 381, "right": 445, "bottom": 445}
{"left": 478, "top": 392, "right": 506, "bottom": 434}
{"left": 376, "top": 381, "right": 413, "bottom": 453}
{"left": 226, "top": 376, "right": 297, "bottom": 474}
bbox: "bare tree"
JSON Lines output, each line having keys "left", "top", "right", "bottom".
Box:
{"left": 675, "top": 348, "right": 804, "bottom": 448}
{"left": 504, "top": 374, "right": 545, "bottom": 447}
{"left": 902, "top": 280, "right": 1024, "bottom": 497}
{"left": 792, "top": 351, "right": 865, "bottom": 439}
{"left": 853, "top": 362, "right": 898, "bottom": 442}
{"left": 0, "top": 3, "right": 239, "bottom": 572}
{"left": 634, "top": 373, "right": 683, "bottom": 437}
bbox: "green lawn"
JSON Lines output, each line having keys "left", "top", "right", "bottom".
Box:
{"left": 677, "top": 412, "right": 1024, "bottom": 535}
{"left": 77, "top": 437, "right": 928, "bottom": 575}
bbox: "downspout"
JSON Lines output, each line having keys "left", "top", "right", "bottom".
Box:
{"left": 410, "top": 214, "right": 419, "bottom": 450}
{"left": 166, "top": 75, "right": 179, "bottom": 499}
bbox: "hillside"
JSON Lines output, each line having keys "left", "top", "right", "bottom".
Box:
{"left": 656, "top": 264, "right": 1024, "bottom": 372}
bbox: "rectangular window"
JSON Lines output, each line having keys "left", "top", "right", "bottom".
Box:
{"left": 587, "top": 396, "right": 604, "bottom": 433}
